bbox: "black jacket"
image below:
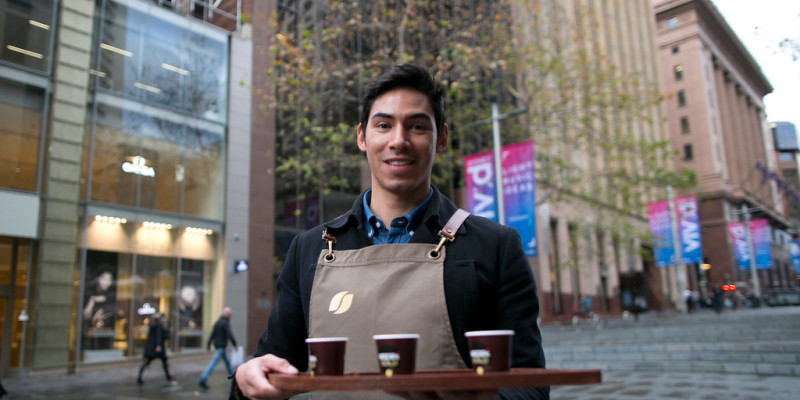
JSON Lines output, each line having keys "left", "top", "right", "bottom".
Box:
{"left": 143, "top": 321, "right": 169, "bottom": 359}
{"left": 208, "top": 316, "right": 237, "bottom": 350}
{"left": 255, "top": 187, "right": 548, "bottom": 399}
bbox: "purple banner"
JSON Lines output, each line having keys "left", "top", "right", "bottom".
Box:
{"left": 749, "top": 219, "right": 772, "bottom": 270}
{"left": 464, "top": 150, "right": 498, "bottom": 222}
{"left": 727, "top": 222, "right": 750, "bottom": 269}
{"left": 501, "top": 141, "right": 537, "bottom": 257}
{"left": 647, "top": 200, "right": 675, "bottom": 267}
{"left": 675, "top": 195, "right": 702, "bottom": 264}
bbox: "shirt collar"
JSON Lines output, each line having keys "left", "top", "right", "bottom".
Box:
{"left": 363, "top": 188, "right": 434, "bottom": 240}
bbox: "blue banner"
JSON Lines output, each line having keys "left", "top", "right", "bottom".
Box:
{"left": 791, "top": 239, "right": 800, "bottom": 274}
{"left": 727, "top": 222, "right": 750, "bottom": 269}
{"left": 502, "top": 141, "right": 537, "bottom": 257}
{"left": 675, "top": 195, "right": 702, "bottom": 264}
{"left": 750, "top": 219, "right": 772, "bottom": 270}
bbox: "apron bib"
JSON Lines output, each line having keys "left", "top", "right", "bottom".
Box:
{"left": 304, "top": 211, "right": 469, "bottom": 398}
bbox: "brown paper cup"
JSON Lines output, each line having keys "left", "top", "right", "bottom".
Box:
{"left": 373, "top": 334, "right": 419, "bottom": 377}
{"left": 306, "top": 337, "right": 347, "bottom": 376}
{"left": 465, "top": 330, "right": 514, "bottom": 374}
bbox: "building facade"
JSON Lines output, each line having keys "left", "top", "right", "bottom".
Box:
{"left": 0, "top": 0, "right": 264, "bottom": 376}
{"left": 654, "top": 0, "right": 797, "bottom": 301}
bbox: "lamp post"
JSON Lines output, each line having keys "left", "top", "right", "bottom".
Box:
{"left": 466, "top": 103, "right": 528, "bottom": 225}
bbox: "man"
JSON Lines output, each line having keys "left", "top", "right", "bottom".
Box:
{"left": 200, "top": 307, "right": 238, "bottom": 389}
{"left": 233, "top": 64, "right": 547, "bottom": 399}
{"left": 137, "top": 313, "right": 172, "bottom": 384}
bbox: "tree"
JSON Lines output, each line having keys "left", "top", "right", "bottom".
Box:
{"left": 261, "top": 0, "right": 695, "bottom": 239}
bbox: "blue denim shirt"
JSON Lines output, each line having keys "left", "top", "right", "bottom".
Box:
{"left": 362, "top": 188, "right": 433, "bottom": 244}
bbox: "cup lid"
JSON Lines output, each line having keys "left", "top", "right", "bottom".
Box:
{"left": 465, "top": 330, "right": 515, "bottom": 337}
{"left": 372, "top": 334, "right": 420, "bottom": 340}
{"left": 306, "top": 337, "right": 348, "bottom": 343}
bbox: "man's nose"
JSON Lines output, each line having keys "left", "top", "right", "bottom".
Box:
{"left": 388, "top": 126, "right": 409, "bottom": 148}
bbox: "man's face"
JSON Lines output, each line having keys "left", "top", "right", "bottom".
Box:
{"left": 357, "top": 87, "right": 447, "bottom": 200}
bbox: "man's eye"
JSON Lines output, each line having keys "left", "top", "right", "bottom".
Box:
{"left": 376, "top": 122, "right": 390, "bottom": 129}
{"left": 410, "top": 123, "right": 425, "bottom": 130}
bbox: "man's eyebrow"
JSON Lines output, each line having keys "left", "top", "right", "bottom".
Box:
{"left": 370, "top": 112, "right": 433, "bottom": 121}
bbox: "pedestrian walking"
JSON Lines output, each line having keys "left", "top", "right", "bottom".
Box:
{"left": 199, "top": 307, "right": 237, "bottom": 389}
{"left": 137, "top": 313, "right": 172, "bottom": 384}
{"left": 683, "top": 289, "right": 694, "bottom": 313}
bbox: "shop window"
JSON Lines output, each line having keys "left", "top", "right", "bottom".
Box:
{"left": 683, "top": 144, "right": 693, "bottom": 161}
{"left": 681, "top": 116, "right": 690, "bottom": 134}
{"left": 0, "top": 78, "right": 44, "bottom": 192}
{"left": 674, "top": 65, "right": 683, "bottom": 81}
{"left": 82, "top": 250, "right": 133, "bottom": 361}
{"left": 677, "top": 90, "right": 687, "bottom": 107}
{"left": 0, "top": 0, "right": 55, "bottom": 71}
{"left": 95, "top": 1, "right": 228, "bottom": 121}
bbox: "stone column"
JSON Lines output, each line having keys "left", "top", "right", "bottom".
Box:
{"left": 31, "top": 0, "right": 94, "bottom": 370}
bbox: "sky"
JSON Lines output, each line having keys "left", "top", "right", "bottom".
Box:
{"left": 710, "top": 0, "right": 800, "bottom": 131}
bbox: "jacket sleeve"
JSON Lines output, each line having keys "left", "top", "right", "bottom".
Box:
{"left": 253, "top": 233, "right": 309, "bottom": 371}
{"left": 495, "top": 226, "right": 549, "bottom": 400}
{"left": 226, "top": 320, "right": 237, "bottom": 348}
{"left": 207, "top": 324, "right": 215, "bottom": 350}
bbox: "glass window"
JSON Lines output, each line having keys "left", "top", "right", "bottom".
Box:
{"left": 0, "top": 77, "right": 44, "bottom": 191}
{"left": 683, "top": 144, "right": 693, "bottom": 161}
{"left": 674, "top": 65, "right": 683, "bottom": 81}
{"left": 82, "top": 250, "right": 133, "bottom": 360}
{"left": 672, "top": 46, "right": 680, "bottom": 54}
{"left": 87, "top": 104, "right": 223, "bottom": 219}
{"left": 681, "top": 116, "right": 690, "bottom": 134}
{"left": 677, "top": 90, "right": 687, "bottom": 107}
{"left": 132, "top": 254, "right": 176, "bottom": 356}
{"left": 95, "top": 0, "right": 228, "bottom": 121}
{"left": 0, "top": 0, "right": 54, "bottom": 71}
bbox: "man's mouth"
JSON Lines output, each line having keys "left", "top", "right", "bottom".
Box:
{"left": 386, "top": 160, "right": 413, "bottom": 166}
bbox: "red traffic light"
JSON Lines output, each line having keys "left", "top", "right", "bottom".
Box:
{"left": 722, "top": 284, "right": 736, "bottom": 291}
{"left": 730, "top": 284, "right": 736, "bottom": 291}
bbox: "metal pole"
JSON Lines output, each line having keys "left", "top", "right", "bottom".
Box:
{"left": 492, "top": 103, "right": 505, "bottom": 225}
{"left": 741, "top": 204, "right": 762, "bottom": 301}
{"left": 667, "top": 186, "right": 687, "bottom": 313}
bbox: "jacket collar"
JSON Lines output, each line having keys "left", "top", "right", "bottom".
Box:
{"left": 323, "top": 186, "right": 464, "bottom": 243}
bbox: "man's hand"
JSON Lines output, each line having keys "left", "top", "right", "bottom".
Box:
{"left": 235, "top": 354, "right": 300, "bottom": 400}
{"left": 388, "top": 390, "right": 497, "bottom": 400}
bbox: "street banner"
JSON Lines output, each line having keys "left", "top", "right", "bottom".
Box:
{"left": 501, "top": 141, "right": 537, "bottom": 257}
{"left": 464, "top": 150, "right": 498, "bottom": 222}
{"left": 727, "top": 222, "right": 750, "bottom": 269}
{"left": 791, "top": 239, "right": 800, "bottom": 274}
{"left": 646, "top": 200, "right": 675, "bottom": 267}
{"left": 749, "top": 219, "right": 772, "bottom": 270}
{"left": 675, "top": 195, "right": 702, "bottom": 264}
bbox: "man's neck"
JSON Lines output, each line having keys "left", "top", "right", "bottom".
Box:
{"left": 369, "top": 186, "right": 431, "bottom": 223}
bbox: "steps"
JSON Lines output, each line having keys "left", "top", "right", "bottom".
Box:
{"left": 541, "top": 307, "right": 800, "bottom": 377}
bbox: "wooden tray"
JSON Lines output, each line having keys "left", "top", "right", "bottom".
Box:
{"left": 270, "top": 368, "right": 601, "bottom": 392}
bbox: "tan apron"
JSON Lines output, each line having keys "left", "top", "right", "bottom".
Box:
{"left": 305, "top": 210, "right": 469, "bottom": 398}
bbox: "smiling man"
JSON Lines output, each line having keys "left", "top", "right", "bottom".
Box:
{"left": 233, "top": 64, "right": 548, "bottom": 399}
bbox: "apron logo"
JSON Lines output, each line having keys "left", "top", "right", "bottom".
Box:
{"left": 329, "top": 291, "right": 354, "bottom": 314}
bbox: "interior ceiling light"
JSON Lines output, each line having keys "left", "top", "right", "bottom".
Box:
{"left": 6, "top": 45, "right": 42, "bottom": 59}
{"left": 89, "top": 69, "right": 107, "bottom": 78}
{"left": 29, "top": 19, "right": 50, "bottom": 30}
{"left": 100, "top": 43, "right": 132, "bottom": 57}
{"left": 185, "top": 227, "right": 213, "bottom": 235}
{"left": 161, "top": 63, "right": 190, "bottom": 76}
{"left": 133, "top": 82, "right": 162, "bottom": 94}
{"left": 94, "top": 215, "right": 127, "bottom": 224}
{"left": 143, "top": 221, "right": 173, "bottom": 230}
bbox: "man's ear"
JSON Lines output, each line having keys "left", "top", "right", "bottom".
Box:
{"left": 436, "top": 123, "right": 448, "bottom": 153}
{"left": 357, "top": 123, "right": 367, "bottom": 152}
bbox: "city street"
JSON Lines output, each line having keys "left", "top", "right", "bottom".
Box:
{"left": 2, "top": 305, "right": 798, "bottom": 399}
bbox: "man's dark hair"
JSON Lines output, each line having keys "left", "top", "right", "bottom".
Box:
{"left": 360, "top": 64, "right": 446, "bottom": 136}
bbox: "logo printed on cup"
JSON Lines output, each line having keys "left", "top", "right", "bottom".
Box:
{"left": 378, "top": 351, "right": 401, "bottom": 369}
{"left": 308, "top": 354, "right": 318, "bottom": 371}
{"left": 469, "top": 348, "right": 492, "bottom": 367}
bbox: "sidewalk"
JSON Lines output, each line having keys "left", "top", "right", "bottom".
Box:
{"left": 4, "top": 353, "right": 235, "bottom": 399}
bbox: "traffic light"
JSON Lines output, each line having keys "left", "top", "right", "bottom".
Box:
{"left": 722, "top": 284, "right": 736, "bottom": 291}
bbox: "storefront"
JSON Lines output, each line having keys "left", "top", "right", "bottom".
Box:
{"left": 76, "top": 0, "right": 229, "bottom": 363}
